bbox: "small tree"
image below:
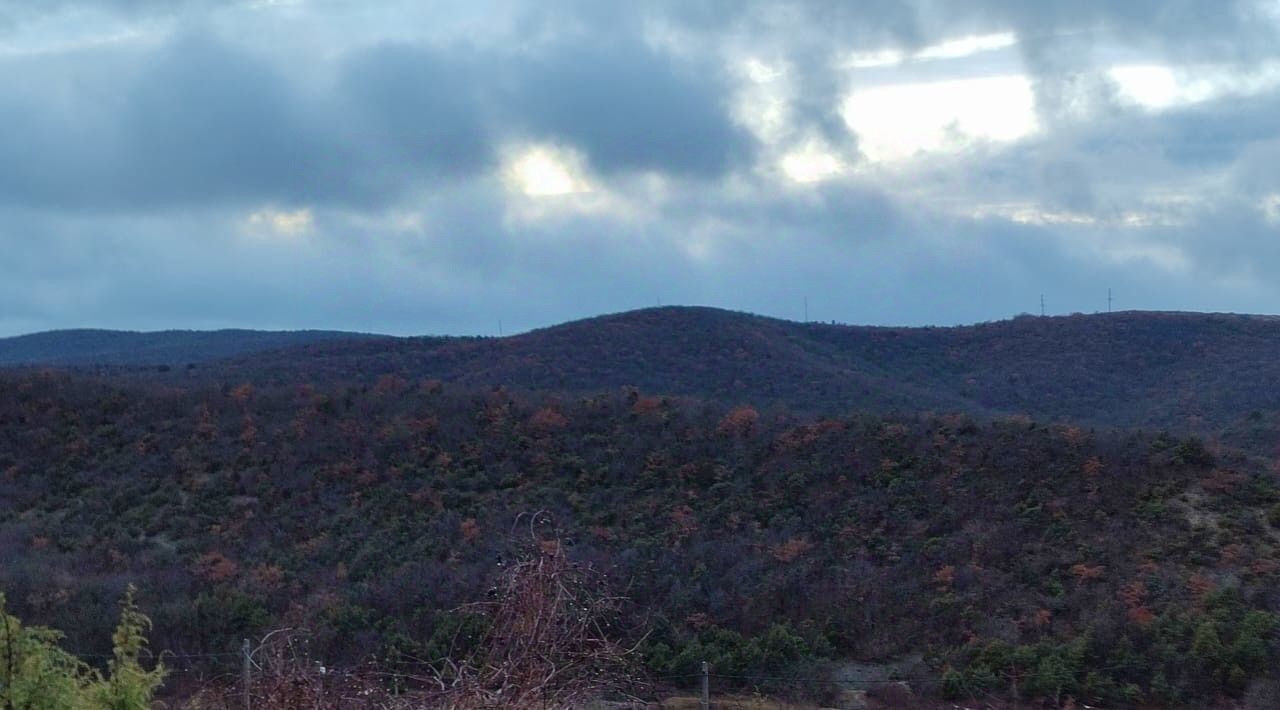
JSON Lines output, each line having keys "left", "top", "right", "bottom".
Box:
{"left": 90, "top": 586, "right": 166, "bottom": 710}
{"left": 0, "top": 592, "right": 95, "bottom": 709}
{"left": 0, "top": 587, "right": 164, "bottom": 710}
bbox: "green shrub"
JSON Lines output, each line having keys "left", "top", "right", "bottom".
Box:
{"left": 0, "top": 586, "right": 164, "bottom": 710}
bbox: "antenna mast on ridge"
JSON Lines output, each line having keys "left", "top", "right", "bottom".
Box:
{"left": 1040, "top": 294, "right": 1045, "bottom": 317}
{"left": 1108, "top": 288, "right": 1113, "bottom": 313}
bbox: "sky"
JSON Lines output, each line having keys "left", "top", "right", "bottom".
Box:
{"left": 2, "top": 0, "right": 1280, "bottom": 336}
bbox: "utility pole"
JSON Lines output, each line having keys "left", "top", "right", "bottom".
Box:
{"left": 1040, "top": 294, "right": 1045, "bottom": 317}
{"left": 1108, "top": 288, "right": 1113, "bottom": 313}
{"left": 242, "top": 638, "right": 252, "bottom": 710}
{"left": 700, "top": 661, "right": 710, "bottom": 710}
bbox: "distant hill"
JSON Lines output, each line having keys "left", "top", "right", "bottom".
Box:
{"left": 193, "top": 307, "right": 1280, "bottom": 439}
{"left": 13, "top": 307, "right": 1280, "bottom": 444}
{"left": 0, "top": 328, "right": 384, "bottom": 367}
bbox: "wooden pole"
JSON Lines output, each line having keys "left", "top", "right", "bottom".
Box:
{"left": 700, "top": 660, "right": 710, "bottom": 710}
{"left": 242, "top": 638, "right": 252, "bottom": 710}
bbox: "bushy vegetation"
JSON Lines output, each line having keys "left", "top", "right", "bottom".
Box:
{"left": 944, "top": 589, "right": 1278, "bottom": 705}
{"left": 2, "top": 368, "right": 1279, "bottom": 706}
{"left": 0, "top": 587, "right": 164, "bottom": 709}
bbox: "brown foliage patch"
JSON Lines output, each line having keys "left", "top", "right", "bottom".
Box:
{"left": 1070, "top": 564, "right": 1105, "bottom": 582}
{"left": 194, "top": 551, "right": 239, "bottom": 583}
{"left": 770, "top": 537, "right": 813, "bottom": 564}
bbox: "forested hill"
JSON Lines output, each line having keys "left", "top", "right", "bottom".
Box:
{"left": 2, "top": 371, "right": 1278, "bottom": 706}
{"left": 13, "top": 307, "right": 1280, "bottom": 442}
{"left": 0, "top": 328, "right": 381, "bottom": 366}
{"left": 188, "top": 307, "right": 1280, "bottom": 438}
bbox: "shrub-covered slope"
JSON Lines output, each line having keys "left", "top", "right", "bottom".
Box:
{"left": 1, "top": 372, "right": 1278, "bottom": 705}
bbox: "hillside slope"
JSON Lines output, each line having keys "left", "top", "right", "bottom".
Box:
{"left": 1, "top": 371, "right": 1277, "bottom": 706}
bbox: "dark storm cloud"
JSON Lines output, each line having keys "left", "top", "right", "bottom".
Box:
{"left": 0, "top": 19, "right": 753, "bottom": 212}
{"left": 1161, "top": 90, "right": 1280, "bottom": 168}
{"left": 336, "top": 43, "right": 493, "bottom": 180}
{"left": 114, "top": 34, "right": 366, "bottom": 207}
{"left": 1031, "top": 83, "right": 1280, "bottom": 184}
{"left": 1162, "top": 200, "right": 1280, "bottom": 275}
{"left": 962, "top": 0, "right": 1278, "bottom": 57}
{"left": 669, "top": 180, "right": 903, "bottom": 247}
{"left": 0, "top": 34, "right": 400, "bottom": 210}
{"left": 508, "top": 37, "right": 753, "bottom": 177}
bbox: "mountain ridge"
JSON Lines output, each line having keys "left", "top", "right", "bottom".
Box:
{"left": 179, "top": 306, "right": 1280, "bottom": 443}
{"left": 11, "top": 306, "right": 1280, "bottom": 446}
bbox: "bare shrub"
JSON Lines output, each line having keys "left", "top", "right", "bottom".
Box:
{"left": 183, "top": 514, "right": 645, "bottom": 709}
{"left": 425, "top": 513, "right": 647, "bottom": 709}
{"left": 181, "top": 630, "right": 396, "bottom": 709}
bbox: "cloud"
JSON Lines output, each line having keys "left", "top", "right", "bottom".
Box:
{"left": 0, "top": 14, "right": 754, "bottom": 213}
{"left": 2, "top": 0, "right": 1280, "bottom": 337}
{"left": 0, "top": 33, "right": 363, "bottom": 211}
{"left": 501, "top": 36, "right": 753, "bottom": 177}
{"left": 335, "top": 42, "right": 494, "bottom": 180}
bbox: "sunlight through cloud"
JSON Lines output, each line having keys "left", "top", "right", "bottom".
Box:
{"left": 1263, "top": 194, "right": 1280, "bottom": 224}
{"left": 844, "top": 32, "right": 1018, "bottom": 69}
{"left": 916, "top": 32, "right": 1018, "bottom": 61}
{"left": 781, "top": 145, "right": 845, "bottom": 183}
{"left": 841, "top": 76, "right": 1038, "bottom": 163}
{"left": 505, "top": 146, "right": 590, "bottom": 197}
{"left": 1109, "top": 62, "right": 1280, "bottom": 110}
{"left": 245, "top": 207, "right": 314, "bottom": 239}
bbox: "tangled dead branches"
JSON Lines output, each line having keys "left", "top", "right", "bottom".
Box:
{"left": 426, "top": 513, "right": 647, "bottom": 709}
{"left": 182, "top": 629, "right": 398, "bottom": 709}
{"left": 181, "top": 513, "right": 645, "bottom": 709}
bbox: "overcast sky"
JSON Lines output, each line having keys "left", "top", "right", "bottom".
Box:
{"left": 2, "top": 0, "right": 1279, "bottom": 336}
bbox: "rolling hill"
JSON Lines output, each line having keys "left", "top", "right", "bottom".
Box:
{"left": 176, "top": 307, "right": 1280, "bottom": 442}
{"left": 11, "top": 307, "right": 1280, "bottom": 446}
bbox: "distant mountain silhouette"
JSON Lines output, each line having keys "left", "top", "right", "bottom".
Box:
{"left": 13, "top": 307, "right": 1280, "bottom": 441}
{"left": 0, "top": 328, "right": 380, "bottom": 367}
{"left": 192, "top": 306, "right": 1280, "bottom": 438}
